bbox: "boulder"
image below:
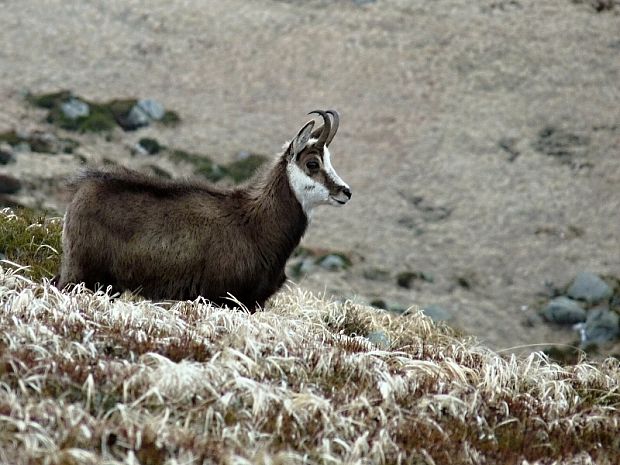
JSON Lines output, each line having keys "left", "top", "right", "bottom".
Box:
{"left": 137, "top": 99, "right": 166, "bottom": 121}
{"left": 567, "top": 272, "right": 613, "bottom": 304}
{"left": 60, "top": 98, "right": 90, "bottom": 120}
{"left": 0, "top": 144, "right": 15, "bottom": 164}
{"left": 366, "top": 330, "right": 390, "bottom": 349}
{"left": 422, "top": 304, "right": 452, "bottom": 322}
{"left": 0, "top": 174, "right": 22, "bottom": 194}
{"left": 583, "top": 308, "right": 620, "bottom": 344}
{"left": 542, "top": 297, "right": 587, "bottom": 324}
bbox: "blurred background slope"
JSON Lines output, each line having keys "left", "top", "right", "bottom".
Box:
{"left": 0, "top": 0, "right": 619, "bottom": 353}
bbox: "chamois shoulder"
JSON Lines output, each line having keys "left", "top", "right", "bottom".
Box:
{"left": 67, "top": 166, "right": 233, "bottom": 199}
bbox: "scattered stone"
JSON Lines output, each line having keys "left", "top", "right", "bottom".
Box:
{"left": 137, "top": 138, "right": 162, "bottom": 155}
{"left": 118, "top": 99, "right": 170, "bottom": 130}
{"left": 422, "top": 304, "right": 452, "bottom": 322}
{"left": 455, "top": 273, "right": 478, "bottom": 290}
{"left": 542, "top": 296, "right": 587, "bottom": 324}
{"left": 0, "top": 174, "right": 22, "bottom": 194}
{"left": 318, "top": 254, "right": 350, "bottom": 271}
{"left": 397, "top": 270, "right": 434, "bottom": 288}
{"left": 366, "top": 330, "right": 390, "bottom": 349}
{"left": 532, "top": 126, "right": 589, "bottom": 162}
{"left": 28, "top": 131, "right": 57, "bottom": 153}
{"left": 60, "top": 98, "right": 90, "bottom": 120}
{"left": 13, "top": 142, "right": 30, "bottom": 153}
{"left": 498, "top": 137, "right": 520, "bottom": 162}
{"left": 370, "top": 299, "right": 407, "bottom": 314}
{"left": 523, "top": 312, "right": 544, "bottom": 328}
{"left": 363, "top": 267, "right": 391, "bottom": 282}
{"left": 567, "top": 271, "right": 613, "bottom": 304}
{"left": 25, "top": 132, "right": 79, "bottom": 154}
{"left": 236, "top": 150, "right": 252, "bottom": 160}
{"left": 0, "top": 144, "right": 15, "bottom": 164}
{"left": 122, "top": 105, "right": 151, "bottom": 130}
{"left": 136, "top": 99, "right": 165, "bottom": 121}
{"left": 400, "top": 193, "right": 452, "bottom": 222}
{"left": 572, "top": 0, "right": 619, "bottom": 13}
{"left": 370, "top": 299, "right": 388, "bottom": 310}
{"left": 288, "top": 257, "right": 316, "bottom": 279}
{"left": 582, "top": 308, "right": 620, "bottom": 344}
{"left": 28, "top": 91, "right": 180, "bottom": 133}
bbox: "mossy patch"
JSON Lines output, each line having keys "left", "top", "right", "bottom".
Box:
{"left": 0, "top": 208, "right": 62, "bottom": 281}
{"left": 397, "top": 270, "right": 435, "bottom": 288}
{"left": 225, "top": 154, "right": 269, "bottom": 183}
{"left": 168, "top": 149, "right": 268, "bottom": 184}
{"left": 0, "top": 130, "right": 22, "bottom": 146}
{"left": 0, "top": 129, "right": 79, "bottom": 154}
{"left": 138, "top": 138, "right": 162, "bottom": 155}
{"left": 26, "top": 91, "right": 180, "bottom": 133}
{"left": 169, "top": 149, "right": 226, "bottom": 182}
{"left": 288, "top": 247, "right": 353, "bottom": 278}
{"left": 160, "top": 110, "right": 181, "bottom": 126}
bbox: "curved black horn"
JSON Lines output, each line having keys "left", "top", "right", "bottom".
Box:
{"left": 308, "top": 110, "right": 332, "bottom": 147}
{"left": 325, "top": 110, "right": 339, "bottom": 147}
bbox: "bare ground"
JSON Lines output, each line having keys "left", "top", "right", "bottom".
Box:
{"left": 0, "top": 0, "right": 619, "bottom": 352}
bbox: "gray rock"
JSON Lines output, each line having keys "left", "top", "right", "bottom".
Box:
{"left": 370, "top": 299, "right": 407, "bottom": 314}
{"left": 363, "top": 267, "right": 391, "bottom": 281}
{"left": 0, "top": 143, "right": 15, "bottom": 164}
{"left": 366, "top": 330, "right": 390, "bottom": 349}
{"left": 137, "top": 99, "right": 165, "bottom": 121}
{"left": 236, "top": 150, "right": 252, "bottom": 160}
{"left": 532, "top": 126, "right": 589, "bottom": 162}
{"left": 124, "top": 105, "right": 151, "bottom": 130}
{"left": 60, "top": 98, "right": 90, "bottom": 120}
{"left": 0, "top": 174, "right": 22, "bottom": 194}
{"left": 542, "top": 296, "right": 587, "bottom": 324}
{"left": 567, "top": 272, "right": 613, "bottom": 304}
{"left": 583, "top": 308, "right": 620, "bottom": 344}
{"left": 422, "top": 304, "right": 452, "bottom": 322}
{"left": 318, "top": 254, "right": 349, "bottom": 271}
{"left": 13, "top": 142, "right": 30, "bottom": 153}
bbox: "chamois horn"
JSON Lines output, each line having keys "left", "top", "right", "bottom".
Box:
{"left": 325, "top": 110, "right": 339, "bottom": 147}
{"left": 308, "top": 110, "right": 332, "bottom": 147}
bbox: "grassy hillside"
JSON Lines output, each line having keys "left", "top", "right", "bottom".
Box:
{"left": 0, "top": 211, "right": 619, "bottom": 464}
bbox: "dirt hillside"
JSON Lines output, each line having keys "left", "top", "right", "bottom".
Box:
{"left": 1, "top": 0, "right": 619, "bottom": 352}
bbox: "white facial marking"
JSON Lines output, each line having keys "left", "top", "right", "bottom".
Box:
{"left": 287, "top": 162, "right": 329, "bottom": 218}
{"left": 323, "top": 147, "right": 349, "bottom": 191}
{"left": 286, "top": 143, "right": 349, "bottom": 217}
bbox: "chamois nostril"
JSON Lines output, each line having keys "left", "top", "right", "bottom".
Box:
{"left": 342, "top": 187, "right": 352, "bottom": 199}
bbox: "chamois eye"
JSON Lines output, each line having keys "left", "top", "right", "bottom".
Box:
{"left": 306, "top": 160, "right": 319, "bottom": 170}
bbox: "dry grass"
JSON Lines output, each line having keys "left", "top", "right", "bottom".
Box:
{"left": 0, "top": 266, "right": 619, "bottom": 464}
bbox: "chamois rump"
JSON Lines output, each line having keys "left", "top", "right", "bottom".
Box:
{"left": 58, "top": 110, "right": 351, "bottom": 310}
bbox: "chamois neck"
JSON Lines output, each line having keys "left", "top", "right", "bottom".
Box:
{"left": 248, "top": 158, "right": 308, "bottom": 259}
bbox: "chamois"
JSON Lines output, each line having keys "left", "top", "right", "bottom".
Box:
{"left": 58, "top": 110, "right": 351, "bottom": 310}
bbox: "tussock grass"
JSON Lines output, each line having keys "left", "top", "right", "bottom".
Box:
{"left": 0, "top": 208, "right": 62, "bottom": 281}
{"left": 0, "top": 265, "right": 619, "bottom": 464}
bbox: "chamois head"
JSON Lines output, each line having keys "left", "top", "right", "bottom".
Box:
{"left": 285, "top": 110, "right": 351, "bottom": 215}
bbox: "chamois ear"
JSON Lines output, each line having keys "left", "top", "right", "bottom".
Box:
{"left": 289, "top": 120, "right": 315, "bottom": 159}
